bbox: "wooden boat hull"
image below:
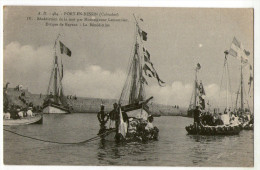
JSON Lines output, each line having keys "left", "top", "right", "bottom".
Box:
{"left": 43, "top": 104, "right": 70, "bottom": 114}
{"left": 3, "top": 114, "right": 43, "bottom": 126}
{"left": 100, "top": 129, "right": 159, "bottom": 142}
{"left": 241, "top": 123, "right": 254, "bottom": 130}
{"left": 185, "top": 124, "right": 241, "bottom": 135}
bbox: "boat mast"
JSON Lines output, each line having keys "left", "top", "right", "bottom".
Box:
{"left": 224, "top": 51, "right": 229, "bottom": 109}
{"left": 240, "top": 56, "right": 244, "bottom": 111}
{"left": 54, "top": 56, "right": 58, "bottom": 102}
{"left": 235, "top": 89, "right": 240, "bottom": 110}
{"left": 53, "top": 35, "right": 60, "bottom": 103}
{"left": 194, "top": 67, "right": 198, "bottom": 109}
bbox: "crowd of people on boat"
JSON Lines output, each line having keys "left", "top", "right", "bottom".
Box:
{"left": 193, "top": 106, "right": 253, "bottom": 128}
{"left": 97, "top": 103, "right": 159, "bottom": 141}
{"left": 3, "top": 104, "right": 40, "bottom": 120}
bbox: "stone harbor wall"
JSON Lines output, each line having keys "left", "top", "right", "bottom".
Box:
{"left": 4, "top": 88, "right": 186, "bottom": 116}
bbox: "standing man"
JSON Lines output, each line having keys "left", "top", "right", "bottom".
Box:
{"left": 108, "top": 103, "right": 118, "bottom": 129}
{"left": 97, "top": 104, "right": 109, "bottom": 135}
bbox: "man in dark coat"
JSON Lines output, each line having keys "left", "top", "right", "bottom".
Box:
{"left": 109, "top": 103, "right": 118, "bottom": 121}
{"left": 97, "top": 104, "right": 109, "bottom": 135}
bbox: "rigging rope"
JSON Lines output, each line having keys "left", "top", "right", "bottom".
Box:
{"left": 226, "top": 61, "right": 234, "bottom": 109}
{"left": 46, "top": 63, "right": 55, "bottom": 96}
{"left": 243, "top": 82, "right": 251, "bottom": 111}
{"left": 3, "top": 128, "right": 115, "bottom": 145}
{"left": 218, "top": 58, "right": 226, "bottom": 108}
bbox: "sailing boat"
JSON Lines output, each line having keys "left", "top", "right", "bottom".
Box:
{"left": 42, "top": 36, "right": 72, "bottom": 114}
{"left": 99, "top": 15, "right": 164, "bottom": 142}
{"left": 185, "top": 50, "right": 241, "bottom": 135}
{"left": 229, "top": 37, "right": 253, "bottom": 130}
{"left": 3, "top": 84, "right": 43, "bottom": 126}
{"left": 187, "top": 63, "right": 206, "bottom": 118}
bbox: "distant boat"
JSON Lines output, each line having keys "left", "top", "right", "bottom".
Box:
{"left": 99, "top": 15, "right": 164, "bottom": 142}
{"left": 3, "top": 114, "right": 43, "bottom": 126}
{"left": 187, "top": 63, "right": 206, "bottom": 118}
{"left": 43, "top": 35, "right": 72, "bottom": 114}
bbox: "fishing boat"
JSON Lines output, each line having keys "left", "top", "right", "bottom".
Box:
{"left": 186, "top": 50, "right": 241, "bottom": 135}
{"left": 98, "top": 15, "right": 164, "bottom": 142}
{"left": 3, "top": 114, "right": 43, "bottom": 126}
{"left": 185, "top": 124, "right": 240, "bottom": 135}
{"left": 187, "top": 63, "right": 206, "bottom": 118}
{"left": 3, "top": 86, "right": 43, "bottom": 126}
{"left": 43, "top": 36, "right": 72, "bottom": 114}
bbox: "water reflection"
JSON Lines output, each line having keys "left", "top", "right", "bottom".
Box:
{"left": 187, "top": 134, "right": 226, "bottom": 143}
{"left": 97, "top": 139, "right": 122, "bottom": 165}
{"left": 97, "top": 139, "right": 160, "bottom": 165}
{"left": 4, "top": 114, "right": 253, "bottom": 166}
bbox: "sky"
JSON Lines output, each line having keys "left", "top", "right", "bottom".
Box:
{"left": 3, "top": 6, "right": 254, "bottom": 109}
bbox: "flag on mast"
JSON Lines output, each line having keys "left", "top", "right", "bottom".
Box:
{"left": 138, "top": 27, "right": 148, "bottom": 41}
{"left": 229, "top": 37, "right": 250, "bottom": 63}
{"left": 60, "top": 41, "right": 72, "bottom": 57}
{"left": 248, "top": 64, "right": 253, "bottom": 89}
{"left": 196, "top": 63, "right": 201, "bottom": 70}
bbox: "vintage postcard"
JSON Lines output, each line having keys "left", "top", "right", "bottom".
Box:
{"left": 3, "top": 6, "right": 254, "bottom": 167}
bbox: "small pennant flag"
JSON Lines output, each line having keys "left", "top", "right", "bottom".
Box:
{"left": 141, "top": 76, "right": 148, "bottom": 85}
{"left": 196, "top": 63, "right": 201, "bottom": 70}
{"left": 60, "top": 41, "right": 72, "bottom": 57}
{"left": 155, "top": 72, "right": 165, "bottom": 86}
{"left": 143, "top": 64, "right": 155, "bottom": 77}
{"left": 248, "top": 64, "right": 253, "bottom": 87}
{"left": 244, "top": 49, "right": 250, "bottom": 56}
{"left": 142, "top": 31, "right": 147, "bottom": 41}
{"left": 248, "top": 75, "right": 253, "bottom": 85}
{"left": 199, "top": 82, "right": 206, "bottom": 96}
{"left": 138, "top": 27, "right": 148, "bottom": 41}
{"left": 143, "top": 63, "right": 165, "bottom": 86}
{"left": 143, "top": 48, "right": 151, "bottom": 62}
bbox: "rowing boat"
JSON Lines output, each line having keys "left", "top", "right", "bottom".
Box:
{"left": 3, "top": 114, "right": 43, "bottom": 126}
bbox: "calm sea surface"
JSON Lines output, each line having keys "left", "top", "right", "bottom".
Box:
{"left": 4, "top": 113, "right": 253, "bottom": 166}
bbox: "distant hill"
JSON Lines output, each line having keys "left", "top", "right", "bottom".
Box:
{"left": 4, "top": 87, "right": 187, "bottom": 116}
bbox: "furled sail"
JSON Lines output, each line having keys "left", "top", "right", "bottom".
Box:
{"left": 188, "top": 63, "right": 206, "bottom": 111}
{"left": 119, "top": 16, "right": 165, "bottom": 105}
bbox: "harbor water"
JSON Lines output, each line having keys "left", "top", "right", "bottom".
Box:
{"left": 4, "top": 113, "right": 253, "bottom": 166}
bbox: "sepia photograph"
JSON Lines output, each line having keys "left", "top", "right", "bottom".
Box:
{"left": 3, "top": 6, "right": 254, "bottom": 167}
